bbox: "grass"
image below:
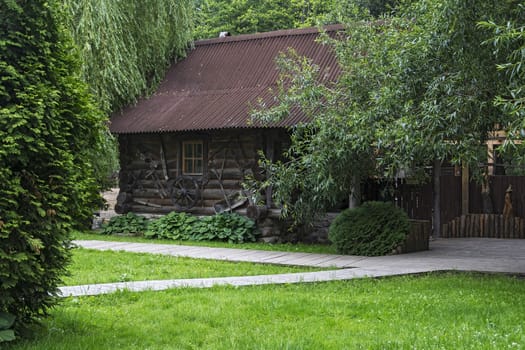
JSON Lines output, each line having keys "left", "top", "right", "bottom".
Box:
{"left": 7, "top": 273, "right": 525, "bottom": 349}
{"left": 63, "top": 248, "right": 328, "bottom": 286}
{"left": 73, "top": 230, "right": 337, "bottom": 254}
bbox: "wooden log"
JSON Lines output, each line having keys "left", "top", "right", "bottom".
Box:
{"left": 204, "top": 179, "right": 241, "bottom": 189}
{"left": 207, "top": 168, "right": 245, "bottom": 179}
{"left": 442, "top": 223, "right": 448, "bottom": 238}
{"left": 133, "top": 199, "right": 162, "bottom": 208}
{"left": 208, "top": 158, "right": 254, "bottom": 169}
{"left": 499, "top": 215, "right": 504, "bottom": 238}
{"left": 201, "top": 189, "right": 244, "bottom": 201}
{"left": 460, "top": 215, "right": 466, "bottom": 237}
{"left": 483, "top": 214, "right": 489, "bottom": 238}
{"left": 132, "top": 196, "right": 175, "bottom": 206}
{"left": 485, "top": 214, "right": 496, "bottom": 237}
{"left": 480, "top": 215, "right": 484, "bottom": 237}
{"left": 246, "top": 205, "right": 268, "bottom": 220}
{"left": 130, "top": 204, "right": 216, "bottom": 216}
{"left": 493, "top": 215, "right": 497, "bottom": 238}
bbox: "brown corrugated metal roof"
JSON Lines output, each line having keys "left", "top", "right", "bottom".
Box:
{"left": 110, "top": 25, "right": 343, "bottom": 134}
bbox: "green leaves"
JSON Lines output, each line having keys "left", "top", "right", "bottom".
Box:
{"left": 101, "top": 213, "right": 149, "bottom": 236}
{"left": 144, "top": 212, "right": 198, "bottom": 240}
{"left": 0, "top": 312, "right": 16, "bottom": 343}
{"left": 194, "top": 213, "right": 257, "bottom": 243}
{"left": 63, "top": 0, "right": 193, "bottom": 114}
{"left": 194, "top": 0, "right": 335, "bottom": 40}
{"left": 253, "top": 0, "right": 522, "bottom": 224}
{"left": 329, "top": 201, "right": 410, "bottom": 256}
{"left": 0, "top": 0, "right": 104, "bottom": 336}
{"left": 105, "top": 212, "right": 258, "bottom": 243}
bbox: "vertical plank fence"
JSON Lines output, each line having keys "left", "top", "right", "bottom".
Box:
{"left": 442, "top": 214, "right": 525, "bottom": 239}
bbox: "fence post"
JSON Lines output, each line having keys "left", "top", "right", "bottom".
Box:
{"left": 433, "top": 159, "right": 441, "bottom": 238}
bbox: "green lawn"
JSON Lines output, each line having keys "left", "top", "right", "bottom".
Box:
{"left": 73, "top": 230, "right": 337, "bottom": 254}
{"left": 7, "top": 273, "right": 525, "bottom": 349}
{"left": 63, "top": 248, "right": 327, "bottom": 286}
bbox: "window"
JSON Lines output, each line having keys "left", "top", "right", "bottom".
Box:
{"left": 183, "top": 141, "right": 203, "bottom": 175}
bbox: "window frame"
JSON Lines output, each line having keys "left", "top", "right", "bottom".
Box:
{"left": 182, "top": 140, "right": 204, "bottom": 175}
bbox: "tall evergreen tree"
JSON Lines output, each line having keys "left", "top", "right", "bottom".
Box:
{"left": 0, "top": 0, "right": 104, "bottom": 333}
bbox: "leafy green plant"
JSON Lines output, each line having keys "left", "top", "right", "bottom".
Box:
{"left": 100, "top": 213, "right": 149, "bottom": 236}
{"left": 144, "top": 212, "right": 258, "bottom": 243}
{"left": 192, "top": 213, "right": 258, "bottom": 243}
{"left": 0, "top": 312, "right": 15, "bottom": 343}
{"left": 329, "top": 201, "right": 409, "bottom": 256}
{"left": 144, "top": 212, "right": 197, "bottom": 240}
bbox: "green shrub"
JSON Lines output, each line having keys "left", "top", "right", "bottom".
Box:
{"left": 145, "top": 212, "right": 197, "bottom": 240}
{"left": 100, "top": 213, "right": 149, "bottom": 236}
{"left": 192, "top": 213, "right": 258, "bottom": 243}
{"left": 0, "top": 0, "right": 104, "bottom": 335}
{"left": 328, "top": 201, "right": 410, "bottom": 256}
{"left": 0, "top": 312, "right": 15, "bottom": 343}
{"left": 105, "top": 211, "right": 258, "bottom": 244}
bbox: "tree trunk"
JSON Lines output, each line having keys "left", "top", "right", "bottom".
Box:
{"left": 433, "top": 160, "right": 441, "bottom": 238}
{"left": 349, "top": 176, "right": 361, "bottom": 209}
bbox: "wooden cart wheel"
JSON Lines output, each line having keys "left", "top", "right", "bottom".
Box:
{"left": 169, "top": 176, "right": 199, "bottom": 210}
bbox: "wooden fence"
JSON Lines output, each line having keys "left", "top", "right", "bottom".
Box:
{"left": 399, "top": 220, "right": 431, "bottom": 253}
{"left": 366, "top": 174, "right": 525, "bottom": 238}
{"left": 442, "top": 214, "right": 525, "bottom": 239}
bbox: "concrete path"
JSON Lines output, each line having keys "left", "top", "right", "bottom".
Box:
{"left": 59, "top": 238, "right": 525, "bottom": 297}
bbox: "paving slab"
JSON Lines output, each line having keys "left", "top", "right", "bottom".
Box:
{"left": 63, "top": 238, "right": 525, "bottom": 297}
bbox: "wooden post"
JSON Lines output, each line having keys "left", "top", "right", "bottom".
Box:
{"left": 265, "top": 132, "right": 275, "bottom": 208}
{"left": 433, "top": 159, "right": 441, "bottom": 238}
{"left": 461, "top": 164, "right": 469, "bottom": 215}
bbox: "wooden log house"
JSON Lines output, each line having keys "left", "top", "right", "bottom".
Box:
{"left": 110, "top": 26, "right": 342, "bottom": 217}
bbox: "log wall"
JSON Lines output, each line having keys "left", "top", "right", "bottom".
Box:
{"left": 116, "top": 129, "right": 287, "bottom": 215}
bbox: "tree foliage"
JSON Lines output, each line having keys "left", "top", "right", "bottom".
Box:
{"left": 194, "top": 0, "right": 335, "bottom": 39}
{"left": 62, "top": 0, "right": 194, "bottom": 190}
{"left": 254, "top": 0, "right": 521, "bottom": 224}
{"left": 193, "top": 0, "right": 400, "bottom": 40}
{"left": 64, "top": 0, "right": 194, "bottom": 114}
{"left": 0, "top": 0, "right": 104, "bottom": 332}
{"left": 480, "top": 4, "right": 525, "bottom": 145}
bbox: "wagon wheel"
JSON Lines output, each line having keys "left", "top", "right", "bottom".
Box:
{"left": 169, "top": 176, "right": 200, "bottom": 210}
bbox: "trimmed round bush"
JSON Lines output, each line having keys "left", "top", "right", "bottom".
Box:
{"left": 328, "top": 201, "right": 410, "bottom": 256}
